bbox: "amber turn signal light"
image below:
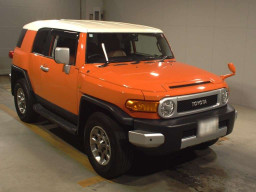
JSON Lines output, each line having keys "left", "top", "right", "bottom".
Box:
{"left": 126, "top": 100, "right": 159, "bottom": 112}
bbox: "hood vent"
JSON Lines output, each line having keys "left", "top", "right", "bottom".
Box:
{"left": 169, "top": 81, "right": 211, "bottom": 89}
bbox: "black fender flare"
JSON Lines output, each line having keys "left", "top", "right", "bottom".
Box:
{"left": 78, "top": 94, "right": 133, "bottom": 135}
{"left": 11, "top": 65, "right": 33, "bottom": 96}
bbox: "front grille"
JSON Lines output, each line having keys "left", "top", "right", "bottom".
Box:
{"left": 177, "top": 94, "right": 218, "bottom": 113}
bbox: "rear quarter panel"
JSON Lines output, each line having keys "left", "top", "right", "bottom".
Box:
{"left": 13, "top": 30, "right": 36, "bottom": 70}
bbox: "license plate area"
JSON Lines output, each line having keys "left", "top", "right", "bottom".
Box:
{"left": 198, "top": 117, "right": 218, "bottom": 137}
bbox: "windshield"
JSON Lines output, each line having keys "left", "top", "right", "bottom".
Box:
{"left": 86, "top": 33, "right": 174, "bottom": 63}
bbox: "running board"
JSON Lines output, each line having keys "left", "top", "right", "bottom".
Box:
{"left": 33, "top": 104, "right": 77, "bottom": 135}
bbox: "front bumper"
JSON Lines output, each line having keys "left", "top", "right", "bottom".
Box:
{"left": 128, "top": 104, "right": 236, "bottom": 155}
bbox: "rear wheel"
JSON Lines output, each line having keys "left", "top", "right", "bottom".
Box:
{"left": 14, "top": 79, "right": 38, "bottom": 123}
{"left": 84, "top": 112, "right": 133, "bottom": 179}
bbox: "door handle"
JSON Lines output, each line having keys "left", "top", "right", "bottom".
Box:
{"left": 40, "top": 65, "right": 49, "bottom": 72}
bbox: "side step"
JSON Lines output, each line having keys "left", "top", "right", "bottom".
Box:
{"left": 33, "top": 104, "right": 77, "bottom": 135}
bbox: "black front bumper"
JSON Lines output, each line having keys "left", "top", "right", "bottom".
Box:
{"left": 132, "top": 104, "right": 236, "bottom": 155}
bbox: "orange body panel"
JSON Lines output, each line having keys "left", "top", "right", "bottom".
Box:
{"left": 79, "top": 59, "right": 228, "bottom": 119}
{"left": 13, "top": 30, "right": 37, "bottom": 70}
{"left": 13, "top": 31, "right": 230, "bottom": 119}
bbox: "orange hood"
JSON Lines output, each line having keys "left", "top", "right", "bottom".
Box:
{"left": 86, "top": 61, "right": 224, "bottom": 92}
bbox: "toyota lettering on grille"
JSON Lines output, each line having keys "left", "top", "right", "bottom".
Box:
{"left": 191, "top": 99, "right": 207, "bottom": 107}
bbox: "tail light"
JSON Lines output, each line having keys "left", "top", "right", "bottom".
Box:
{"left": 9, "top": 50, "right": 14, "bottom": 59}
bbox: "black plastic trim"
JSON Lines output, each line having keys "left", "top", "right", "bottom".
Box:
{"left": 133, "top": 104, "right": 236, "bottom": 155}
{"left": 79, "top": 94, "right": 133, "bottom": 126}
{"left": 169, "top": 81, "right": 211, "bottom": 89}
{"left": 11, "top": 65, "right": 33, "bottom": 95}
{"left": 33, "top": 103, "right": 77, "bottom": 134}
{"left": 35, "top": 94, "right": 78, "bottom": 125}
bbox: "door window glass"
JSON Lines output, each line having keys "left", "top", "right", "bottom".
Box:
{"left": 32, "top": 28, "right": 50, "bottom": 55}
{"left": 50, "top": 32, "right": 78, "bottom": 65}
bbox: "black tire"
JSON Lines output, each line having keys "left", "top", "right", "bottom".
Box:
{"left": 14, "top": 78, "right": 38, "bottom": 123}
{"left": 84, "top": 112, "right": 133, "bottom": 179}
{"left": 195, "top": 138, "right": 219, "bottom": 150}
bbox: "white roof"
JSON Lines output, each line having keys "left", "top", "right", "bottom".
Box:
{"left": 23, "top": 20, "right": 163, "bottom": 33}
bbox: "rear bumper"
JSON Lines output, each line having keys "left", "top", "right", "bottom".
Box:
{"left": 129, "top": 104, "right": 236, "bottom": 155}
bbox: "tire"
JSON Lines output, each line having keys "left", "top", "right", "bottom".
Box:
{"left": 84, "top": 112, "right": 133, "bottom": 179}
{"left": 195, "top": 138, "right": 219, "bottom": 150}
{"left": 14, "top": 78, "right": 38, "bottom": 123}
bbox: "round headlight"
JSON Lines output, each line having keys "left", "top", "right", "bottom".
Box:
{"left": 158, "top": 99, "right": 175, "bottom": 118}
{"left": 222, "top": 89, "right": 229, "bottom": 104}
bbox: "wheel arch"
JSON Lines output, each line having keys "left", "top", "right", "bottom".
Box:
{"left": 11, "top": 65, "right": 33, "bottom": 96}
{"left": 77, "top": 94, "right": 133, "bottom": 136}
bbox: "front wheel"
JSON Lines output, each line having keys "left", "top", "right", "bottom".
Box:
{"left": 84, "top": 112, "right": 133, "bottom": 179}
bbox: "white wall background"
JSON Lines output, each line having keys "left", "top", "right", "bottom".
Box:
{"left": 0, "top": 0, "right": 81, "bottom": 75}
{"left": 81, "top": 0, "right": 103, "bottom": 20}
{"left": 103, "top": 0, "right": 256, "bottom": 109}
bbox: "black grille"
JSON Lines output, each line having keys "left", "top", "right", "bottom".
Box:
{"left": 177, "top": 94, "right": 218, "bottom": 113}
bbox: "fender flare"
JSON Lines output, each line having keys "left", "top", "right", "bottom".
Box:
{"left": 11, "top": 65, "right": 33, "bottom": 95}
{"left": 78, "top": 94, "right": 133, "bottom": 135}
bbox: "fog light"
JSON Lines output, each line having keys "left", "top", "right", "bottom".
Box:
{"left": 158, "top": 99, "right": 175, "bottom": 118}
{"left": 222, "top": 88, "right": 229, "bottom": 104}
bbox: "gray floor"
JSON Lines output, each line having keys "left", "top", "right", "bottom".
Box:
{"left": 0, "top": 75, "right": 255, "bottom": 192}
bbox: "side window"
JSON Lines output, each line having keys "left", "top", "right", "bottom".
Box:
{"left": 50, "top": 31, "right": 78, "bottom": 65}
{"left": 16, "top": 29, "right": 27, "bottom": 48}
{"left": 135, "top": 34, "right": 161, "bottom": 55}
{"left": 32, "top": 28, "right": 51, "bottom": 55}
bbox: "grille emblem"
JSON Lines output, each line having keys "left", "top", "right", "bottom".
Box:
{"left": 191, "top": 99, "right": 207, "bottom": 107}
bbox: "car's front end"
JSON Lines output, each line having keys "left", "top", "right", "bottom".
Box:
{"left": 82, "top": 30, "right": 237, "bottom": 155}
{"left": 128, "top": 88, "right": 236, "bottom": 155}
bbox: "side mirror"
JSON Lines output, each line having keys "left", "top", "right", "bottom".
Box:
{"left": 228, "top": 62, "right": 236, "bottom": 74}
{"left": 55, "top": 47, "right": 70, "bottom": 65}
{"left": 54, "top": 47, "right": 70, "bottom": 74}
{"left": 221, "top": 62, "right": 236, "bottom": 80}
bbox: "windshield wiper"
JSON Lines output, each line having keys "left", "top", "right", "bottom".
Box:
{"left": 131, "top": 55, "right": 170, "bottom": 63}
{"left": 131, "top": 56, "right": 141, "bottom": 64}
{"left": 159, "top": 55, "right": 168, "bottom": 62}
{"left": 140, "top": 56, "right": 157, "bottom": 61}
{"left": 99, "top": 43, "right": 110, "bottom": 68}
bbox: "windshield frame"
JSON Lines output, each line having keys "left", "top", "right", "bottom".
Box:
{"left": 85, "top": 32, "right": 175, "bottom": 64}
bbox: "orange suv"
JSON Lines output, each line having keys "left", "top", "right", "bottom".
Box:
{"left": 9, "top": 20, "right": 237, "bottom": 178}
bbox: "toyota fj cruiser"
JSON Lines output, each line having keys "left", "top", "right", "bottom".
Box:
{"left": 9, "top": 20, "right": 236, "bottom": 179}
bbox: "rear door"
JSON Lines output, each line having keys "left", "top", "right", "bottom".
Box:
{"left": 39, "top": 30, "right": 80, "bottom": 121}
{"left": 30, "top": 28, "right": 51, "bottom": 96}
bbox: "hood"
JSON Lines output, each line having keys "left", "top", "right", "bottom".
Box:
{"left": 86, "top": 61, "right": 223, "bottom": 92}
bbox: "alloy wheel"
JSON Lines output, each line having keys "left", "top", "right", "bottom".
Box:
{"left": 90, "top": 126, "right": 111, "bottom": 166}
{"left": 16, "top": 88, "right": 26, "bottom": 114}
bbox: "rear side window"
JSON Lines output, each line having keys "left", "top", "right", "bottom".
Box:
{"left": 16, "top": 29, "right": 27, "bottom": 48}
{"left": 32, "top": 28, "right": 51, "bottom": 55}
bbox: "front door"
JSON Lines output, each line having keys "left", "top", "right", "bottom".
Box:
{"left": 39, "top": 30, "right": 80, "bottom": 118}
